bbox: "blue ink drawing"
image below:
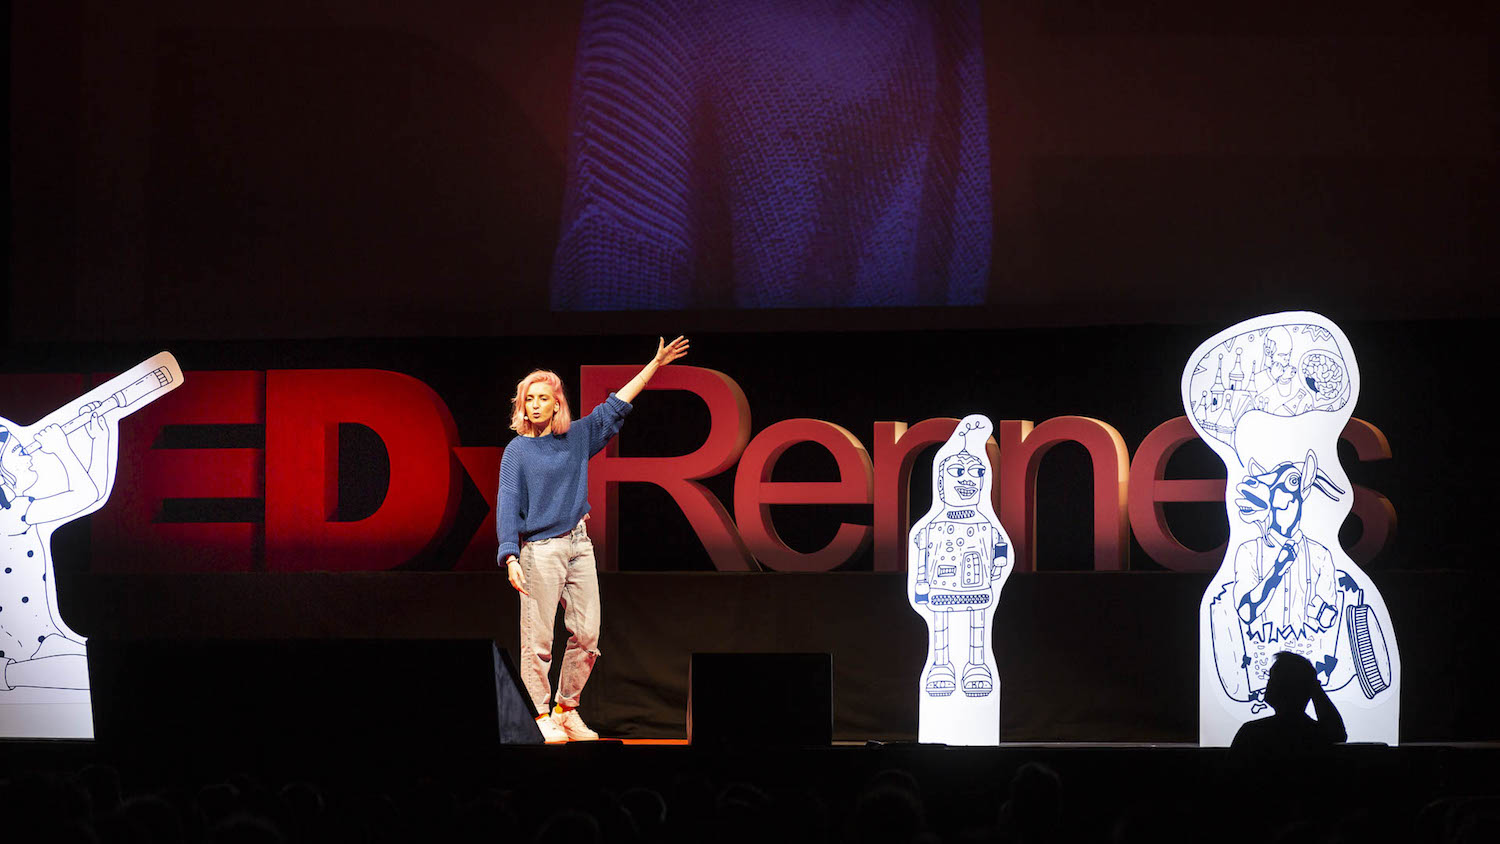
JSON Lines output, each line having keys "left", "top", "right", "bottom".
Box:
{"left": 1, "top": 353, "right": 183, "bottom": 738}
{"left": 907, "top": 415, "right": 1012, "bottom": 745}
{"left": 1182, "top": 314, "right": 1399, "bottom": 746}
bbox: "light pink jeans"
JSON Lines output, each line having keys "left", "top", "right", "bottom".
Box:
{"left": 516, "top": 519, "right": 601, "bottom": 712}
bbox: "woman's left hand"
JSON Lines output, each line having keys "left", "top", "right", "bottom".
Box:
{"left": 653, "top": 336, "right": 690, "bottom": 367}
{"left": 620, "top": 336, "right": 692, "bottom": 404}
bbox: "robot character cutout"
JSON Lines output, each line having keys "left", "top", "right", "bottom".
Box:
{"left": 907, "top": 415, "right": 1012, "bottom": 745}
{"left": 1182, "top": 314, "right": 1398, "bottom": 746}
{"left": 1, "top": 352, "right": 183, "bottom": 738}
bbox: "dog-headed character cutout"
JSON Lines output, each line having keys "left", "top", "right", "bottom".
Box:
{"left": 1, "top": 352, "right": 183, "bottom": 738}
{"left": 908, "top": 415, "right": 1011, "bottom": 745}
{"left": 1182, "top": 314, "right": 1398, "bottom": 746}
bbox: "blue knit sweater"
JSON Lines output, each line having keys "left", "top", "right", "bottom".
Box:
{"left": 496, "top": 394, "right": 633, "bottom": 562}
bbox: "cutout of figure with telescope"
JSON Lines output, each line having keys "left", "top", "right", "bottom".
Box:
{"left": 1183, "top": 314, "right": 1398, "bottom": 746}
{"left": 908, "top": 415, "right": 1011, "bottom": 745}
{"left": 1, "top": 352, "right": 183, "bottom": 738}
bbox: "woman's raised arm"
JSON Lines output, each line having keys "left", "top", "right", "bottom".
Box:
{"left": 616, "top": 336, "right": 690, "bottom": 404}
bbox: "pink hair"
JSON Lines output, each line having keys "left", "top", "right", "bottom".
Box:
{"left": 510, "top": 370, "right": 572, "bottom": 436}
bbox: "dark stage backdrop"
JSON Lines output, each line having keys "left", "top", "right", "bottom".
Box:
{"left": 0, "top": 322, "right": 1493, "bottom": 740}
{"left": 7, "top": 0, "right": 1496, "bottom": 742}
{"left": 0, "top": 320, "right": 1487, "bottom": 576}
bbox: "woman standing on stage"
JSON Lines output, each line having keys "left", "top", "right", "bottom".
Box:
{"left": 498, "top": 336, "right": 689, "bottom": 743}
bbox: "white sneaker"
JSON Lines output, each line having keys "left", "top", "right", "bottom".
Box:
{"left": 536, "top": 714, "right": 568, "bottom": 744}
{"left": 552, "top": 707, "right": 599, "bottom": 741}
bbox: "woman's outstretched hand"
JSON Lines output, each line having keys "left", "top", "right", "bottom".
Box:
{"left": 653, "top": 335, "right": 690, "bottom": 367}
{"left": 620, "top": 335, "right": 691, "bottom": 404}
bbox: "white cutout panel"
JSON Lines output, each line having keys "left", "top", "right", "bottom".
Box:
{"left": 1, "top": 352, "right": 184, "bottom": 738}
{"left": 1182, "top": 314, "right": 1398, "bottom": 746}
{"left": 907, "top": 415, "right": 1012, "bottom": 745}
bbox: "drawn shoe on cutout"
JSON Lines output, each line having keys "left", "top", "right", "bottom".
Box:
{"left": 961, "top": 663, "right": 994, "bottom": 698}
{"left": 925, "top": 663, "right": 956, "bottom": 697}
{"left": 552, "top": 706, "right": 599, "bottom": 741}
{"left": 536, "top": 714, "right": 569, "bottom": 744}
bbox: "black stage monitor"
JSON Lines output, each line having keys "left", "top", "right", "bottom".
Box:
{"left": 688, "top": 652, "right": 832, "bottom": 747}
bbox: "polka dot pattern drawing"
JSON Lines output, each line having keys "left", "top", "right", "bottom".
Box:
{"left": 1, "top": 352, "right": 184, "bottom": 739}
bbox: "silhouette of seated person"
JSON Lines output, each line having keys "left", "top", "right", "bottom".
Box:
{"left": 1230, "top": 651, "right": 1347, "bottom": 759}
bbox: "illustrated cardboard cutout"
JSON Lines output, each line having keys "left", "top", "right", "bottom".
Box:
{"left": 907, "top": 415, "right": 1012, "bottom": 745}
{"left": 1, "top": 353, "right": 183, "bottom": 738}
{"left": 1182, "top": 314, "right": 1398, "bottom": 746}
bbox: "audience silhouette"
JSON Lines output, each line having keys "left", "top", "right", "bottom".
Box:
{"left": 1230, "top": 652, "right": 1347, "bottom": 758}
{"left": 5, "top": 743, "right": 1498, "bottom": 844}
